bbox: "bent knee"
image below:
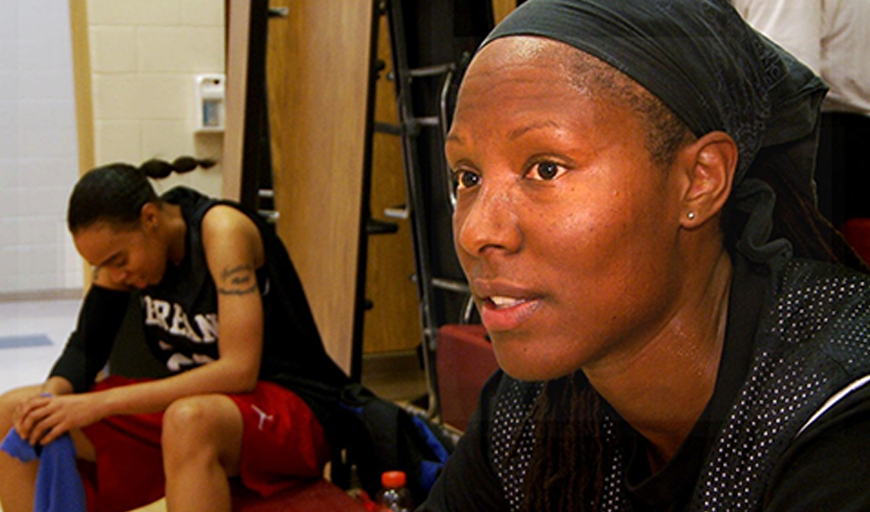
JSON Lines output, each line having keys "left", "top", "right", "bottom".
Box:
{"left": 164, "top": 395, "right": 235, "bottom": 428}
{"left": 162, "top": 396, "right": 242, "bottom": 444}
{"left": 162, "top": 395, "right": 243, "bottom": 470}
{"left": 0, "top": 385, "right": 43, "bottom": 428}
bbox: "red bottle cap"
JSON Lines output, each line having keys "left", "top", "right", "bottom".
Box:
{"left": 381, "top": 470, "right": 407, "bottom": 488}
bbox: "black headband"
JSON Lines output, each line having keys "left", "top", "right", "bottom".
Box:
{"left": 481, "top": 0, "right": 828, "bottom": 263}
{"left": 484, "top": 0, "right": 825, "bottom": 181}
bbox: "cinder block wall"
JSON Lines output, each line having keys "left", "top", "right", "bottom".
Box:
{"left": 0, "top": 1, "right": 227, "bottom": 297}
{"left": 0, "top": 1, "right": 82, "bottom": 295}
{"left": 88, "top": 0, "right": 225, "bottom": 198}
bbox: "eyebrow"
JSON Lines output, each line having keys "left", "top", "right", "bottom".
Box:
{"left": 508, "top": 120, "right": 560, "bottom": 141}
{"left": 446, "top": 120, "right": 562, "bottom": 146}
{"left": 97, "top": 252, "right": 124, "bottom": 269}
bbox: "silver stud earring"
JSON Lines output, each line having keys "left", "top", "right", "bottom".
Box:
{"left": 687, "top": 211, "right": 696, "bottom": 220}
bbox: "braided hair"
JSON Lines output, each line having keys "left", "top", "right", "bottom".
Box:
{"left": 67, "top": 156, "right": 215, "bottom": 233}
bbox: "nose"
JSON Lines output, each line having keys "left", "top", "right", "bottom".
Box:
{"left": 108, "top": 267, "right": 130, "bottom": 286}
{"left": 454, "top": 182, "right": 522, "bottom": 258}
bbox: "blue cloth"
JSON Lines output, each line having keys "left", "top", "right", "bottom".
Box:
{"left": 1, "top": 427, "right": 87, "bottom": 512}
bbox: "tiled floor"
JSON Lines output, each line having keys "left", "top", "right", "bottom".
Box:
{"left": 0, "top": 298, "right": 82, "bottom": 512}
{"left": 0, "top": 298, "right": 83, "bottom": 395}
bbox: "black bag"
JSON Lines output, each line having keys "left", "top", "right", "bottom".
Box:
{"left": 337, "top": 383, "right": 456, "bottom": 504}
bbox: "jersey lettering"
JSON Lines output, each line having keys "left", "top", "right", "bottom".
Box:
{"left": 170, "top": 303, "right": 201, "bottom": 342}
{"left": 165, "top": 351, "right": 216, "bottom": 372}
{"left": 166, "top": 352, "right": 194, "bottom": 372}
{"left": 144, "top": 295, "right": 218, "bottom": 344}
{"left": 143, "top": 296, "right": 171, "bottom": 331}
{"left": 194, "top": 313, "right": 219, "bottom": 343}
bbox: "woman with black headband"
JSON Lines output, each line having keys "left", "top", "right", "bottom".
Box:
{"left": 422, "top": 0, "right": 870, "bottom": 510}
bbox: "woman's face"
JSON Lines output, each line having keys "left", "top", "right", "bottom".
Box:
{"left": 73, "top": 216, "right": 168, "bottom": 289}
{"left": 448, "top": 37, "right": 688, "bottom": 381}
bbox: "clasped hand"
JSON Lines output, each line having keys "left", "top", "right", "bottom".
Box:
{"left": 13, "top": 393, "right": 102, "bottom": 446}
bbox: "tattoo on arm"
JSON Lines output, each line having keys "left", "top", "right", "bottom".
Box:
{"left": 218, "top": 264, "right": 258, "bottom": 296}
{"left": 218, "top": 283, "right": 259, "bottom": 296}
{"left": 222, "top": 264, "right": 253, "bottom": 281}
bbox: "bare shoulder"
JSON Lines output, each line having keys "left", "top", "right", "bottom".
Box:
{"left": 200, "top": 204, "right": 265, "bottom": 269}
{"left": 201, "top": 204, "right": 258, "bottom": 236}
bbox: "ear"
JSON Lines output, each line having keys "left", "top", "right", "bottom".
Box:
{"left": 139, "top": 202, "right": 160, "bottom": 231}
{"left": 676, "top": 131, "right": 738, "bottom": 228}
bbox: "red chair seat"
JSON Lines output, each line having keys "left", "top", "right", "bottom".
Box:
{"left": 436, "top": 324, "right": 499, "bottom": 430}
{"left": 841, "top": 218, "right": 870, "bottom": 266}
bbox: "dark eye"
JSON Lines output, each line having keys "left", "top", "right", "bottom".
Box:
{"left": 532, "top": 161, "right": 561, "bottom": 180}
{"left": 527, "top": 161, "right": 564, "bottom": 181}
{"left": 454, "top": 170, "right": 481, "bottom": 190}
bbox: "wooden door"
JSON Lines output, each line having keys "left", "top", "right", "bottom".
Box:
{"left": 265, "top": 0, "right": 377, "bottom": 373}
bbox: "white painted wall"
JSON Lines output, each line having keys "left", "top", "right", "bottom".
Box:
{"left": 87, "top": 0, "right": 226, "bottom": 198}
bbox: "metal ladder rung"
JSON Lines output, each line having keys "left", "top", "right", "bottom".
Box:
{"left": 408, "top": 275, "right": 470, "bottom": 295}
{"left": 408, "top": 63, "right": 455, "bottom": 78}
{"left": 414, "top": 116, "right": 440, "bottom": 127}
{"left": 258, "top": 210, "right": 279, "bottom": 224}
{"left": 374, "top": 122, "right": 402, "bottom": 135}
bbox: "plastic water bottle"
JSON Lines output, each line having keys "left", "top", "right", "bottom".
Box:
{"left": 375, "top": 470, "right": 414, "bottom": 512}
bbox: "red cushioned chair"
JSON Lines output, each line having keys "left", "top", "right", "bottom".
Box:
{"left": 436, "top": 324, "right": 500, "bottom": 430}
{"left": 841, "top": 218, "right": 870, "bottom": 266}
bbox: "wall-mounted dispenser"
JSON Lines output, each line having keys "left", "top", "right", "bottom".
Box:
{"left": 195, "top": 74, "right": 226, "bottom": 132}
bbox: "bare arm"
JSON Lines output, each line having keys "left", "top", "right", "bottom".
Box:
{"left": 40, "top": 377, "right": 74, "bottom": 396}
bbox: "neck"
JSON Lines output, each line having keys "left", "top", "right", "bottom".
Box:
{"left": 162, "top": 203, "right": 187, "bottom": 265}
{"left": 585, "top": 249, "right": 732, "bottom": 467}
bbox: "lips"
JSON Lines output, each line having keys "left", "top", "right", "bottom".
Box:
{"left": 473, "top": 279, "right": 543, "bottom": 332}
{"left": 490, "top": 295, "right": 526, "bottom": 308}
{"left": 480, "top": 295, "right": 541, "bottom": 332}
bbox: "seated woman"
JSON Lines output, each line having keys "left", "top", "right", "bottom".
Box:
{"left": 421, "top": 0, "right": 870, "bottom": 510}
{"left": 0, "top": 158, "right": 352, "bottom": 512}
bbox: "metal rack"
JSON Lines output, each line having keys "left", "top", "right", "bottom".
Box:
{"left": 374, "top": 0, "right": 493, "bottom": 418}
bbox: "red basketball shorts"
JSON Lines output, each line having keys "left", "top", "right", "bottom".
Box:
{"left": 78, "top": 376, "right": 330, "bottom": 512}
